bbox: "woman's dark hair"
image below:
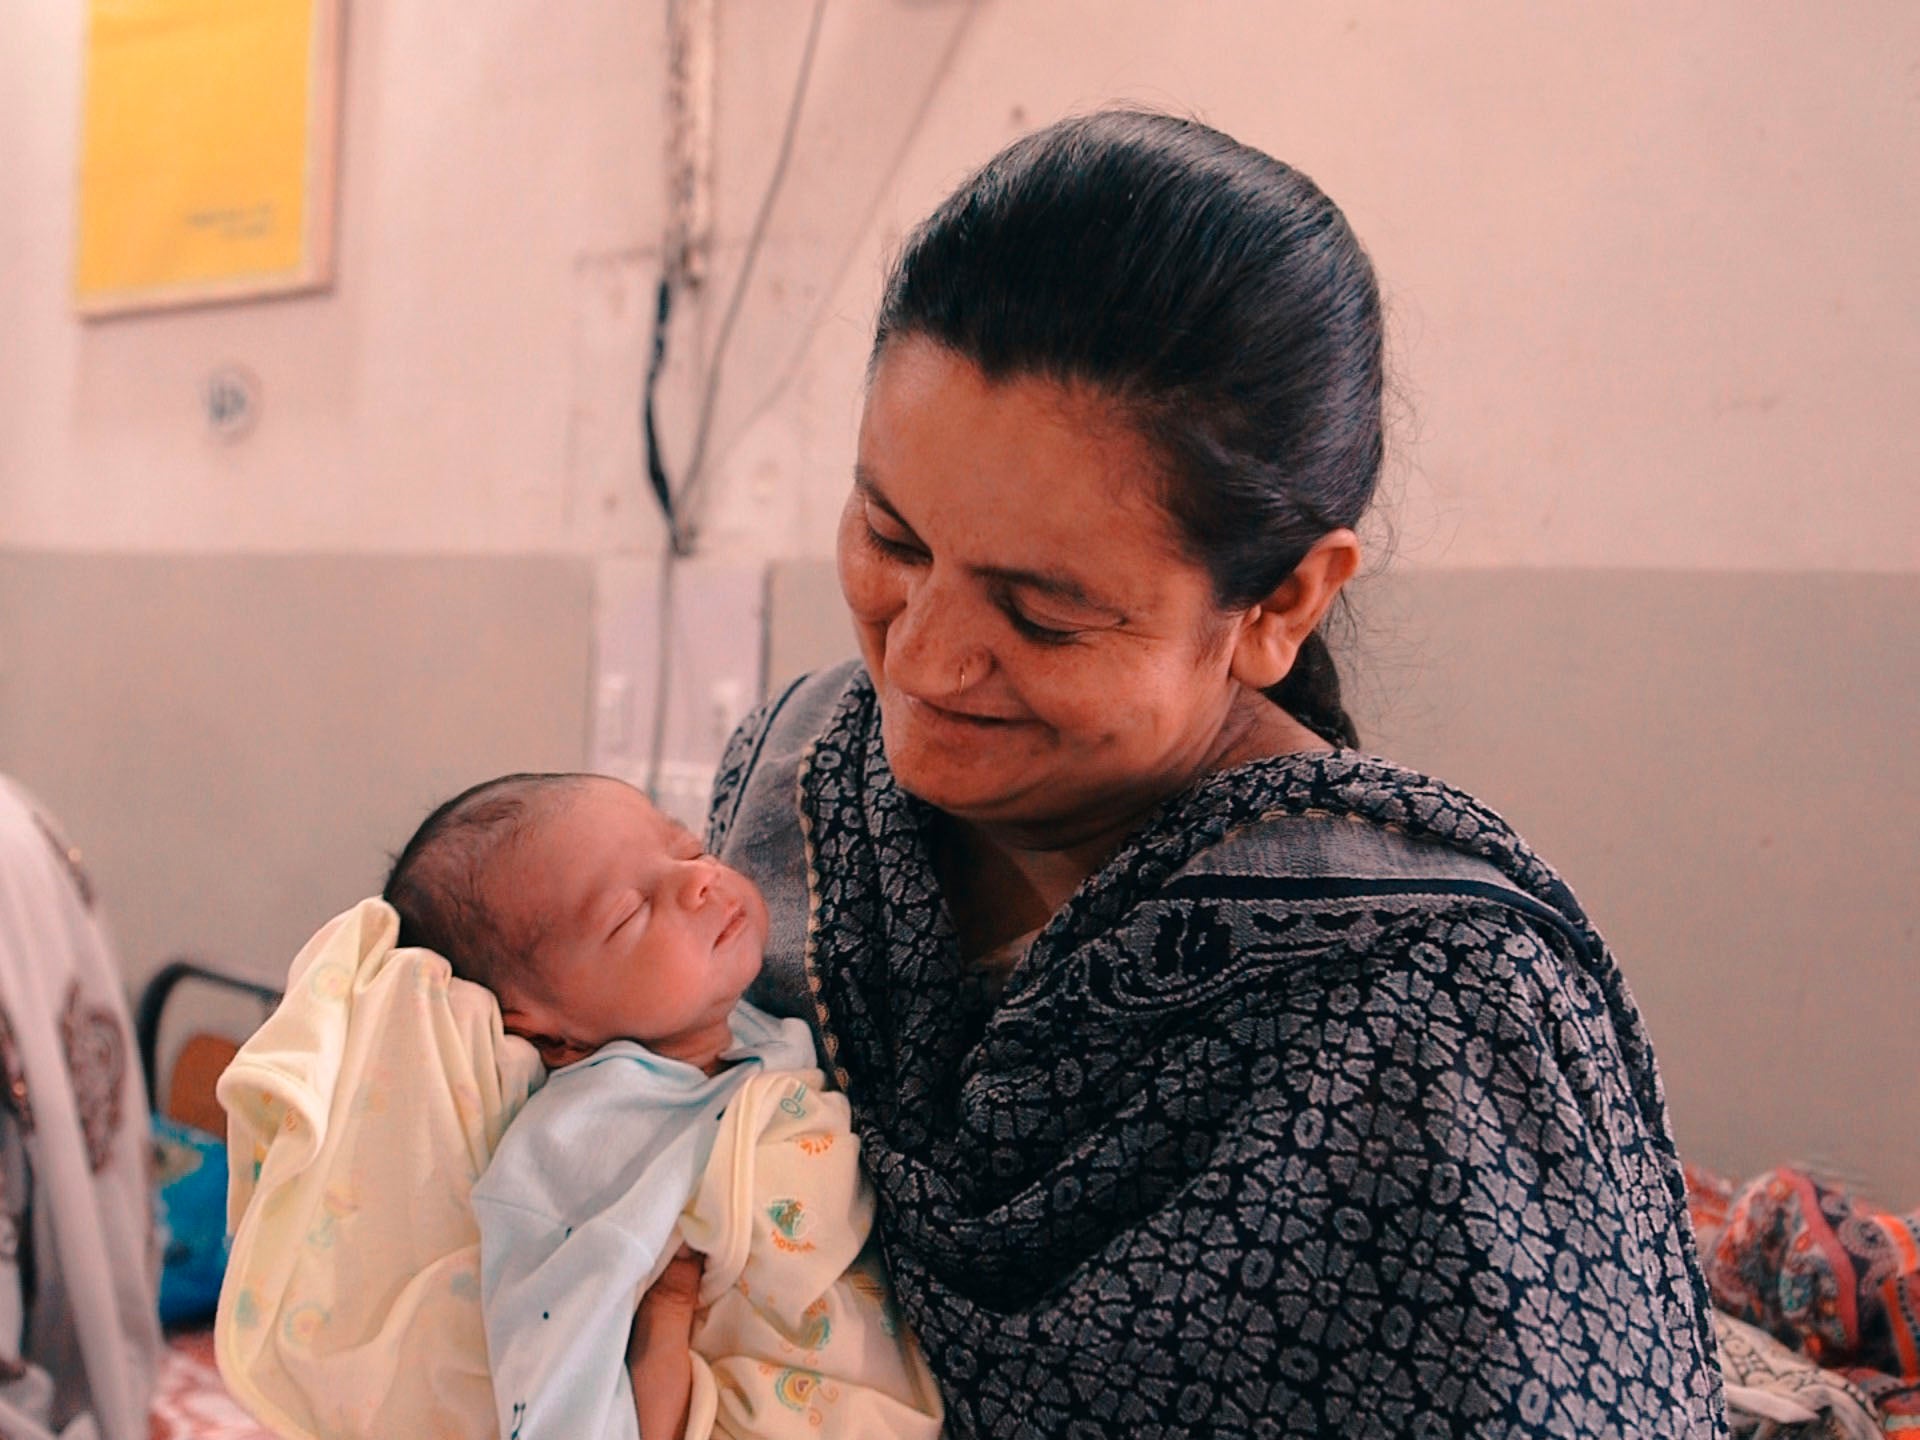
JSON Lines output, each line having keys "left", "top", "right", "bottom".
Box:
{"left": 872, "top": 109, "right": 1383, "bottom": 747}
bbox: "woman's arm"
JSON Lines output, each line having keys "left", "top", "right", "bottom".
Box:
{"left": 626, "top": 1248, "right": 703, "bottom": 1440}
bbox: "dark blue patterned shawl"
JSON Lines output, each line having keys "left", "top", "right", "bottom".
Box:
{"left": 709, "top": 664, "right": 1725, "bottom": 1438}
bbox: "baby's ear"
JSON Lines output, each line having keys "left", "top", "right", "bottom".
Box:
{"left": 1227, "top": 529, "right": 1361, "bottom": 690}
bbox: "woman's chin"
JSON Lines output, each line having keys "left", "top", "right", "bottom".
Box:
{"left": 881, "top": 714, "right": 1033, "bottom": 813}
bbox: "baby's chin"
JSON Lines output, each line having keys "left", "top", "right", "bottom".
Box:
{"left": 724, "top": 956, "right": 765, "bottom": 1010}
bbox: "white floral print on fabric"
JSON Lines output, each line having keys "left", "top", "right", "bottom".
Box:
{"left": 710, "top": 667, "right": 1727, "bottom": 1439}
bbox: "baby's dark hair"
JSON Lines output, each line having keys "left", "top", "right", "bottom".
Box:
{"left": 382, "top": 772, "right": 590, "bottom": 989}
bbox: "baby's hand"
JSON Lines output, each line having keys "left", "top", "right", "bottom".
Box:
{"left": 628, "top": 1245, "right": 703, "bottom": 1440}
{"left": 641, "top": 1244, "right": 705, "bottom": 1314}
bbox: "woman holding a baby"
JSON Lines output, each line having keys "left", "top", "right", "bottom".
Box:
{"left": 699, "top": 110, "right": 1726, "bottom": 1437}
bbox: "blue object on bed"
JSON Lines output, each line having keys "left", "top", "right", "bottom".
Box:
{"left": 153, "top": 1114, "right": 229, "bottom": 1327}
{"left": 135, "top": 958, "right": 283, "bottom": 1328}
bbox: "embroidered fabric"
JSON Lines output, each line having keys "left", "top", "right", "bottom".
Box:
{"left": 711, "top": 663, "right": 1726, "bottom": 1438}
{"left": 0, "top": 777, "right": 160, "bottom": 1440}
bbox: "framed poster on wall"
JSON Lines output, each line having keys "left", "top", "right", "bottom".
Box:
{"left": 72, "top": 0, "right": 344, "bottom": 317}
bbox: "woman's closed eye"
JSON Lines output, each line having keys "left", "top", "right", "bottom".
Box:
{"left": 1005, "top": 606, "right": 1083, "bottom": 646}
{"left": 861, "top": 506, "right": 927, "bottom": 562}
{"left": 997, "top": 586, "right": 1113, "bottom": 646}
{"left": 861, "top": 494, "right": 1100, "bottom": 644}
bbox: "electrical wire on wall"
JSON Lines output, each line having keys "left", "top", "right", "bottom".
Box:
{"left": 639, "top": 0, "right": 829, "bottom": 806}
{"left": 708, "top": 0, "right": 977, "bottom": 475}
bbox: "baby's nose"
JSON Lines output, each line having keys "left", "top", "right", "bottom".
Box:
{"left": 675, "top": 857, "right": 716, "bottom": 909}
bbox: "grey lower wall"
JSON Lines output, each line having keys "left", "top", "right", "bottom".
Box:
{"left": 771, "top": 561, "right": 1920, "bottom": 1208}
{"left": 3, "top": 551, "right": 1915, "bottom": 1206}
{"left": 0, "top": 552, "right": 595, "bottom": 994}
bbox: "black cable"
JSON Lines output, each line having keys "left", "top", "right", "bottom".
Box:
{"left": 673, "top": 0, "right": 829, "bottom": 544}
{"left": 638, "top": 0, "right": 829, "bottom": 799}
{"left": 641, "top": 273, "right": 684, "bottom": 555}
{"left": 642, "top": 529, "right": 679, "bottom": 802}
{"left": 711, "top": 1, "right": 978, "bottom": 468}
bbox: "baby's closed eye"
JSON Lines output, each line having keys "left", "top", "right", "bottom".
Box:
{"left": 608, "top": 892, "right": 648, "bottom": 939}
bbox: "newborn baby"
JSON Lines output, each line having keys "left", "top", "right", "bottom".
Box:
{"left": 387, "top": 771, "right": 767, "bottom": 1073}
{"left": 384, "top": 773, "right": 941, "bottom": 1440}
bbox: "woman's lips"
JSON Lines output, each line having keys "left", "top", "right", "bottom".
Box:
{"left": 899, "top": 691, "right": 1025, "bottom": 727}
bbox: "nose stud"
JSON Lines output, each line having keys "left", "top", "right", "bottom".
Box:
{"left": 956, "top": 658, "right": 970, "bottom": 691}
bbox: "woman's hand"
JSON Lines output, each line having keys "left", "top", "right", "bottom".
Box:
{"left": 627, "top": 1245, "right": 704, "bottom": 1440}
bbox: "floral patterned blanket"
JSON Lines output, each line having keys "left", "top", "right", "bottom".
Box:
{"left": 1689, "top": 1164, "right": 1920, "bottom": 1436}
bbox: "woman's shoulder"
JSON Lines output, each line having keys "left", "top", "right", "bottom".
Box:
{"left": 706, "top": 661, "right": 868, "bottom": 851}
{"left": 1028, "top": 747, "right": 1624, "bottom": 1031}
{"left": 1146, "top": 747, "right": 1592, "bottom": 939}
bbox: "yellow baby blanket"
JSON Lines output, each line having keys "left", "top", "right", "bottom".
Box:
{"left": 683, "top": 1070, "right": 944, "bottom": 1440}
{"left": 215, "top": 898, "right": 543, "bottom": 1440}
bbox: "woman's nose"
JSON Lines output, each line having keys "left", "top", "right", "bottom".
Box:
{"left": 887, "top": 573, "right": 984, "bottom": 696}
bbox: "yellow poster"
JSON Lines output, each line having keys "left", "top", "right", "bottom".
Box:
{"left": 73, "top": 0, "right": 342, "bottom": 316}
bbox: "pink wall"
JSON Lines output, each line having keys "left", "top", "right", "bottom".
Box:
{"left": 3, "top": 1, "right": 1915, "bottom": 570}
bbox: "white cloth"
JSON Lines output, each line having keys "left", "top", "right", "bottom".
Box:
{"left": 471, "top": 1006, "right": 815, "bottom": 1440}
{"left": 216, "top": 898, "right": 543, "bottom": 1440}
{"left": 1713, "top": 1310, "right": 1885, "bottom": 1440}
{"left": 683, "top": 1069, "right": 943, "bottom": 1440}
{"left": 0, "top": 777, "right": 161, "bottom": 1440}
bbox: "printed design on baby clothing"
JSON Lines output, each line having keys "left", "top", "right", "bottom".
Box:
{"left": 352, "top": 1075, "right": 390, "bottom": 1117}
{"left": 306, "top": 1184, "right": 358, "bottom": 1248}
{"left": 283, "top": 1301, "right": 330, "bottom": 1347}
{"left": 61, "top": 981, "right": 125, "bottom": 1172}
{"left": 797, "top": 1132, "right": 835, "bottom": 1158}
{"left": 777, "top": 1083, "right": 808, "bottom": 1119}
{"left": 307, "top": 963, "right": 351, "bottom": 1002}
{"left": 232, "top": 1288, "right": 261, "bottom": 1328}
{"left": 795, "top": 1297, "right": 831, "bottom": 1352}
{"left": 765, "top": 1197, "right": 815, "bottom": 1254}
{"left": 766, "top": 1364, "right": 840, "bottom": 1422}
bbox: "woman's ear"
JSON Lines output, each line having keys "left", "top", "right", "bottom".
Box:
{"left": 1227, "top": 529, "right": 1363, "bottom": 690}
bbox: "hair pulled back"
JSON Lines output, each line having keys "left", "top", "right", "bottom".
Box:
{"left": 872, "top": 109, "right": 1384, "bottom": 746}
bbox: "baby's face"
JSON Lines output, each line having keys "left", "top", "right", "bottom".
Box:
{"left": 487, "top": 777, "right": 768, "bottom": 1070}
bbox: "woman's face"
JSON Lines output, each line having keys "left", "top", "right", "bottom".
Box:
{"left": 839, "top": 337, "right": 1259, "bottom": 846}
